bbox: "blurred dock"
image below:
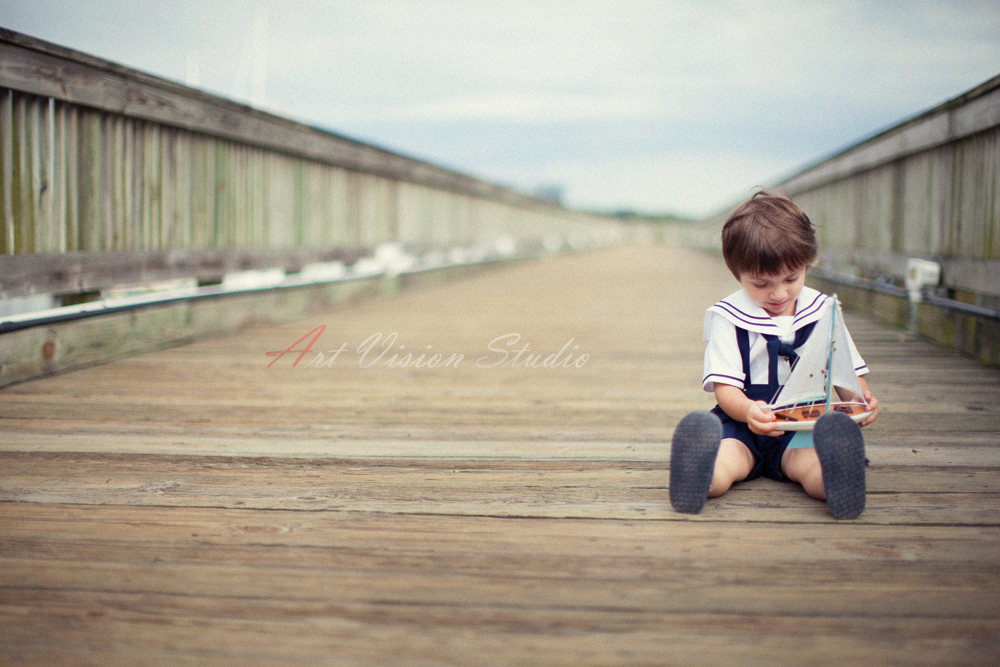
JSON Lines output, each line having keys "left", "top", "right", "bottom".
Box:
{"left": 2, "top": 244, "right": 999, "bottom": 666}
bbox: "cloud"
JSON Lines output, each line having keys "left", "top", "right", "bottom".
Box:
{"left": 388, "top": 93, "right": 666, "bottom": 123}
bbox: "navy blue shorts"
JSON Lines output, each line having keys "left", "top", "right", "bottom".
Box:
{"left": 711, "top": 406, "right": 795, "bottom": 483}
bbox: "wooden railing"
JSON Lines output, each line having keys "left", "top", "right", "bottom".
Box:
{"left": 0, "top": 28, "right": 620, "bottom": 300}
{"left": 782, "top": 74, "right": 1000, "bottom": 304}
{"left": 685, "top": 72, "right": 1000, "bottom": 365}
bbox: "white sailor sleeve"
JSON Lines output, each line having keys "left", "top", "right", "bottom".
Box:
{"left": 702, "top": 311, "right": 746, "bottom": 392}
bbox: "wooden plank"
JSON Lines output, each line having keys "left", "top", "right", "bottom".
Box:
{"left": 13, "top": 93, "right": 31, "bottom": 253}
{"left": 2, "top": 505, "right": 999, "bottom": 617}
{"left": 4, "top": 502, "right": 997, "bottom": 566}
{"left": 64, "top": 104, "right": 79, "bottom": 252}
{"left": 0, "top": 453, "right": 997, "bottom": 525}
{"left": 76, "top": 108, "right": 101, "bottom": 252}
{"left": 0, "top": 87, "right": 12, "bottom": 254}
{"left": 3, "top": 542, "right": 997, "bottom": 619}
{"left": 3, "top": 423, "right": 999, "bottom": 466}
{"left": 36, "top": 97, "right": 53, "bottom": 253}
{"left": 51, "top": 100, "right": 67, "bottom": 253}
{"left": 1, "top": 452, "right": 998, "bottom": 493}
{"left": 2, "top": 592, "right": 995, "bottom": 667}
{"left": 107, "top": 113, "right": 122, "bottom": 250}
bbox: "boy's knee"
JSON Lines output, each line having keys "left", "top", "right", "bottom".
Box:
{"left": 709, "top": 438, "right": 754, "bottom": 496}
{"left": 784, "top": 446, "right": 818, "bottom": 469}
{"left": 782, "top": 447, "right": 825, "bottom": 497}
{"left": 708, "top": 472, "right": 735, "bottom": 497}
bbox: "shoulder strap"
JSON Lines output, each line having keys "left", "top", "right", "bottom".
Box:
{"left": 736, "top": 327, "right": 751, "bottom": 390}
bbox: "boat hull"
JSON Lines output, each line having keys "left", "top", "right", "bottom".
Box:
{"left": 772, "top": 402, "right": 873, "bottom": 431}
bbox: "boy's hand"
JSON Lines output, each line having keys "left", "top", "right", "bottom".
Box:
{"left": 747, "top": 400, "right": 785, "bottom": 436}
{"left": 859, "top": 391, "right": 879, "bottom": 427}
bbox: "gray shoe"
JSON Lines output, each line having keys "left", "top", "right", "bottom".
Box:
{"left": 814, "top": 411, "right": 866, "bottom": 520}
{"left": 669, "top": 411, "right": 722, "bottom": 514}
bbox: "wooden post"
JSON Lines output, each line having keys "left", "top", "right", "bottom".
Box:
{"left": 1, "top": 88, "right": 13, "bottom": 254}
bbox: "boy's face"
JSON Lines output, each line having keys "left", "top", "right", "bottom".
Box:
{"left": 738, "top": 265, "right": 807, "bottom": 317}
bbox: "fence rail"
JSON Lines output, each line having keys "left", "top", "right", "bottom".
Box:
{"left": 0, "top": 28, "right": 620, "bottom": 300}
{"left": 783, "top": 74, "right": 1000, "bottom": 301}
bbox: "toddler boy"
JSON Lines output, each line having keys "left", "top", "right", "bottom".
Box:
{"left": 670, "top": 191, "right": 879, "bottom": 520}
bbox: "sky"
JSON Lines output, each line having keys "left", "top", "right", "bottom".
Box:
{"left": 1, "top": 1, "right": 999, "bottom": 219}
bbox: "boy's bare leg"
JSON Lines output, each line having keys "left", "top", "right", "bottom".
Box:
{"left": 781, "top": 447, "right": 825, "bottom": 500}
{"left": 709, "top": 438, "right": 755, "bottom": 497}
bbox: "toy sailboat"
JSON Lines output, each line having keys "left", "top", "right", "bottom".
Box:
{"left": 768, "top": 295, "right": 873, "bottom": 431}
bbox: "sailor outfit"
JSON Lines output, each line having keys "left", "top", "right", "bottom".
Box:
{"left": 702, "top": 286, "right": 869, "bottom": 481}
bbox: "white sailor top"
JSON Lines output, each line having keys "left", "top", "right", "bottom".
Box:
{"left": 702, "top": 286, "right": 869, "bottom": 396}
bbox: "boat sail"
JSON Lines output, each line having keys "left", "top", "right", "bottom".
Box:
{"left": 767, "top": 295, "right": 873, "bottom": 431}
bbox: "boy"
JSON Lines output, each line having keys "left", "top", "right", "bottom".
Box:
{"left": 670, "top": 190, "right": 879, "bottom": 520}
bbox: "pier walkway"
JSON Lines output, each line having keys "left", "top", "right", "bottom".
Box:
{"left": 2, "top": 244, "right": 999, "bottom": 665}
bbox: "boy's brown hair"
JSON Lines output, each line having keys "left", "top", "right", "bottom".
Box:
{"left": 721, "top": 190, "right": 817, "bottom": 278}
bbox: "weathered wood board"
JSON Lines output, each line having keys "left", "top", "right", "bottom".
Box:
{"left": 1, "top": 245, "right": 999, "bottom": 666}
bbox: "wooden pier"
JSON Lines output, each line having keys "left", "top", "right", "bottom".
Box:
{"left": 2, "top": 244, "right": 999, "bottom": 666}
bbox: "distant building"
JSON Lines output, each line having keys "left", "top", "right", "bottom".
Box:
{"left": 533, "top": 185, "right": 565, "bottom": 205}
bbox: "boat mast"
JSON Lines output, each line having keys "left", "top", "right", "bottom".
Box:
{"left": 824, "top": 295, "right": 838, "bottom": 413}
